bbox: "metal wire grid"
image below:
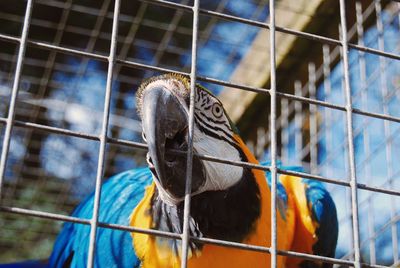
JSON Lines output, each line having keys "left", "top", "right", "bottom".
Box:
{"left": 0, "top": 1, "right": 269, "bottom": 172}
{"left": 333, "top": 2, "right": 398, "bottom": 264}
{"left": 0, "top": 0, "right": 269, "bottom": 83}
{"left": 271, "top": 1, "right": 400, "bottom": 263}
{"left": 0, "top": 0, "right": 399, "bottom": 267}
{"left": 0, "top": 0, "right": 396, "bottom": 251}
{"left": 0, "top": 0, "right": 270, "bottom": 231}
{"left": 0, "top": 0, "right": 394, "bottom": 266}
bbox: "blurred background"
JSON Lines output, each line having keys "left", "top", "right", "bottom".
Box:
{"left": 0, "top": 0, "right": 399, "bottom": 266}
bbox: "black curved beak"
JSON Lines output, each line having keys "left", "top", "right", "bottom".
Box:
{"left": 141, "top": 86, "right": 187, "bottom": 187}
{"left": 141, "top": 86, "right": 205, "bottom": 198}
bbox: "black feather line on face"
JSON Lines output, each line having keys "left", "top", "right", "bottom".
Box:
{"left": 195, "top": 116, "right": 232, "bottom": 137}
{"left": 149, "top": 149, "right": 261, "bottom": 252}
{"left": 194, "top": 114, "right": 235, "bottom": 143}
{"left": 196, "top": 110, "right": 229, "bottom": 125}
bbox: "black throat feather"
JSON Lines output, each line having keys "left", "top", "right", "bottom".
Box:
{"left": 150, "top": 156, "right": 261, "bottom": 252}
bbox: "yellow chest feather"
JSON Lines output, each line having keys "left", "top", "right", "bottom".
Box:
{"left": 130, "top": 137, "right": 297, "bottom": 267}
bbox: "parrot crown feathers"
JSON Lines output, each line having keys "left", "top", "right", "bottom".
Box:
{"left": 136, "top": 73, "right": 190, "bottom": 118}
{"left": 135, "top": 73, "right": 239, "bottom": 135}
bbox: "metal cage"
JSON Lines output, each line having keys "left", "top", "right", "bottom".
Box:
{"left": 0, "top": 0, "right": 399, "bottom": 267}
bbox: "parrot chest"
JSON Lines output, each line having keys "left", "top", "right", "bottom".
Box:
{"left": 130, "top": 183, "right": 292, "bottom": 268}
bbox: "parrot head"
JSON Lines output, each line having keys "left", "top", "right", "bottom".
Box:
{"left": 137, "top": 73, "right": 246, "bottom": 205}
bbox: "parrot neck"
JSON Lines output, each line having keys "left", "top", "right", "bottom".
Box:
{"left": 148, "top": 136, "right": 271, "bottom": 245}
{"left": 130, "top": 135, "right": 272, "bottom": 265}
{"left": 149, "top": 160, "right": 261, "bottom": 247}
{"left": 232, "top": 135, "right": 273, "bottom": 247}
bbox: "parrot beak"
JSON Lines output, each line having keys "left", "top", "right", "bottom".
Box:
{"left": 141, "top": 86, "right": 205, "bottom": 200}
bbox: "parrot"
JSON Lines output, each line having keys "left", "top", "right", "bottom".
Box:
{"left": 1, "top": 73, "right": 338, "bottom": 267}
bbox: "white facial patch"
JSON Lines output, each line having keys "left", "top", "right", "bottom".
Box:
{"left": 143, "top": 78, "right": 244, "bottom": 204}
{"left": 152, "top": 125, "right": 243, "bottom": 206}
{"left": 192, "top": 125, "right": 243, "bottom": 193}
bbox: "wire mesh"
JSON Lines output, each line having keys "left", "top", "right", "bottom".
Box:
{"left": 0, "top": 0, "right": 399, "bottom": 267}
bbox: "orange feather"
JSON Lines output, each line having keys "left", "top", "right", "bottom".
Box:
{"left": 130, "top": 134, "right": 318, "bottom": 267}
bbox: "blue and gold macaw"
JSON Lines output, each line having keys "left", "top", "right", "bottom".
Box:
{"left": 2, "top": 73, "right": 338, "bottom": 268}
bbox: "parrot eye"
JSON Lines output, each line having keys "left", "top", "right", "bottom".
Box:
{"left": 211, "top": 103, "right": 223, "bottom": 118}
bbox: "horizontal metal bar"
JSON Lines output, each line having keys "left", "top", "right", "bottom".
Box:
{"left": 319, "top": 113, "right": 400, "bottom": 172}
{"left": 0, "top": 117, "right": 100, "bottom": 141}
{"left": 30, "top": 0, "right": 400, "bottom": 63}
{"left": 138, "top": 0, "right": 400, "bottom": 60}
{"left": 121, "top": 59, "right": 400, "bottom": 126}
{"left": 338, "top": 168, "right": 400, "bottom": 224}
{"left": 0, "top": 205, "right": 389, "bottom": 268}
{"left": 0, "top": 9, "right": 253, "bottom": 51}
{"left": 278, "top": 39, "right": 400, "bottom": 149}
{"left": 0, "top": 205, "right": 181, "bottom": 239}
{"left": 364, "top": 214, "right": 400, "bottom": 253}
{"left": 275, "top": 91, "right": 400, "bottom": 124}
{"left": 0, "top": 0, "right": 397, "bottom": 266}
{"left": 1, "top": 116, "right": 399, "bottom": 197}
{"left": 341, "top": 213, "right": 400, "bottom": 263}
{"left": 1, "top": 33, "right": 400, "bottom": 125}
{"left": 0, "top": 0, "right": 34, "bottom": 201}
{"left": 313, "top": 87, "right": 400, "bottom": 169}
{"left": 0, "top": 33, "right": 108, "bottom": 60}
{"left": 0, "top": 33, "right": 20, "bottom": 43}
{"left": 279, "top": 168, "right": 400, "bottom": 196}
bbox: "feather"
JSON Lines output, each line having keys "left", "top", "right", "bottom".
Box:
{"left": 48, "top": 168, "right": 152, "bottom": 268}
{"left": 2, "top": 74, "right": 338, "bottom": 267}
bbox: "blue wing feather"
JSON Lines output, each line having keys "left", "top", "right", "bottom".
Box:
{"left": 261, "top": 161, "right": 302, "bottom": 220}
{"left": 4, "top": 163, "right": 337, "bottom": 267}
{"left": 48, "top": 167, "right": 153, "bottom": 268}
{"left": 303, "top": 179, "right": 338, "bottom": 259}
{"left": 261, "top": 161, "right": 338, "bottom": 260}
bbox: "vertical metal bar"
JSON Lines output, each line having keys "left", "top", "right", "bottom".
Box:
{"left": 322, "top": 45, "right": 332, "bottom": 178}
{"left": 337, "top": 38, "right": 355, "bottom": 261}
{"left": 294, "top": 81, "right": 303, "bottom": 165}
{"left": 86, "top": 0, "right": 120, "bottom": 267}
{"left": 6, "top": 0, "right": 74, "bottom": 204}
{"left": 0, "top": 0, "right": 34, "bottom": 200}
{"left": 280, "top": 99, "right": 289, "bottom": 162}
{"left": 308, "top": 63, "right": 318, "bottom": 174}
{"left": 375, "top": 0, "right": 399, "bottom": 262}
{"left": 396, "top": 3, "right": 400, "bottom": 262}
{"left": 269, "top": 0, "right": 278, "bottom": 266}
{"left": 355, "top": 2, "right": 376, "bottom": 264}
{"left": 182, "top": 0, "right": 228, "bottom": 70}
{"left": 397, "top": 2, "right": 400, "bottom": 112}
{"left": 337, "top": 26, "right": 350, "bottom": 180}
{"left": 180, "top": 0, "right": 200, "bottom": 266}
{"left": 338, "top": 1, "right": 361, "bottom": 267}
